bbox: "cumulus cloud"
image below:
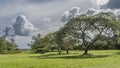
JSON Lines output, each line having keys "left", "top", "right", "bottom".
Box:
{"left": 13, "top": 15, "right": 38, "bottom": 36}
{"left": 61, "top": 6, "right": 114, "bottom": 22}
{"left": 61, "top": 7, "right": 114, "bottom": 20}
{"left": 61, "top": 7, "right": 80, "bottom": 22}
{"left": 86, "top": 8, "right": 114, "bottom": 16}
{"left": 86, "top": 8, "right": 99, "bottom": 15}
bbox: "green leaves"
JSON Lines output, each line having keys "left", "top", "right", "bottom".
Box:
{"left": 0, "top": 37, "right": 17, "bottom": 54}
{"left": 59, "top": 12, "right": 120, "bottom": 55}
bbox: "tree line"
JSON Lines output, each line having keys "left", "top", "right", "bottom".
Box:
{"left": 0, "top": 27, "right": 19, "bottom": 54}
{"left": 1, "top": 12, "right": 119, "bottom": 55}
{"left": 29, "top": 12, "right": 120, "bottom": 55}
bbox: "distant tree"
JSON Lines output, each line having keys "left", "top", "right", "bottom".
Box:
{"left": 6, "top": 41, "right": 17, "bottom": 51}
{"left": 113, "top": 34, "right": 120, "bottom": 49}
{"left": 0, "top": 37, "right": 7, "bottom": 54}
{"left": 0, "top": 27, "right": 18, "bottom": 54}
{"left": 3, "top": 27, "right": 12, "bottom": 37}
{"left": 55, "top": 29, "right": 65, "bottom": 55}
{"left": 0, "top": 36, "right": 17, "bottom": 54}
{"left": 29, "top": 34, "right": 41, "bottom": 51}
{"left": 55, "top": 26, "right": 79, "bottom": 54}
{"left": 10, "top": 35, "right": 15, "bottom": 44}
{"left": 93, "top": 40, "right": 108, "bottom": 50}
{"left": 29, "top": 34, "right": 49, "bottom": 53}
{"left": 93, "top": 35, "right": 115, "bottom": 50}
{"left": 44, "top": 32, "right": 57, "bottom": 52}
{"left": 63, "top": 36, "right": 78, "bottom": 54}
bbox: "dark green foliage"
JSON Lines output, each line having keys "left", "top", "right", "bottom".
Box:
{"left": 29, "top": 33, "right": 57, "bottom": 54}
{"left": 93, "top": 41, "right": 110, "bottom": 50}
{"left": 0, "top": 37, "right": 7, "bottom": 54}
{"left": 114, "top": 38, "right": 120, "bottom": 49}
{"left": 0, "top": 37, "right": 18, "bottom": 54}
{"left": 35, "top": 48, "right": 46, "bottom": 54}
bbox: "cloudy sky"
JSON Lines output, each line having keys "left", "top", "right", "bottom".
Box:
{"left": 0, "top": 0, "right": 119, "bottom": 49}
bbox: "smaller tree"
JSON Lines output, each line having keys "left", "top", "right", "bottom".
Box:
{"left": 0, "top": 37, "right": 7, "bottom": 54}
{"left": 43, "top": 32, "right": 57, "bottom": 52}
{"left": 29, "top": 34, "right": 50, "bottom": 53}
{"left": 3, "top": 27, "right": 12, "bottom": 37}
{"left": 63, "top": 36, "right": 77, "bottom": 54}
{"left": 55, "top": 28, "right": 66, "bottom": 55}
{"left": 0, "top": 27, "right": 18, "bottom": 54}
{"left": 55, "top": 26, "right": 80, "bottom": 54}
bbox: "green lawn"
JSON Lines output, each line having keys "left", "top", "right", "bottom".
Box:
{"left": 0, "top": 50, "right": 120, "bottom": 68}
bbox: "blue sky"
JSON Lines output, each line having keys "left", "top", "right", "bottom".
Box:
{"left": 0, "top": 0, "right": 109, "bottom": 49}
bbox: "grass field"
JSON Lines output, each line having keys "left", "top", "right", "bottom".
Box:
{"left": 0, "top": 50, "right": 120, "bottom": 68}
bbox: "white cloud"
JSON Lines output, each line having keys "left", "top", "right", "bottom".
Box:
{"left": 61, "top": 11, "right": 70, "bottom": 22}
{"left": 61, "top": 7, "right": 80, "bottom": 22}
{"left": 13, "top": 15, "right": 38, "bottom": 36}
{"left": 91, "top": 0, "right": 109, "bottom": 6}
{"left": 86, "top": 8, "right": 114, "bottom": 16}
{"left": 86, "top": 8, "right": 98, "bottom": 15}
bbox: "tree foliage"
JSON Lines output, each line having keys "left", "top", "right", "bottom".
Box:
{"left": 0, "top": 37, "right": 17, "bottom": 54}
{"left": 61, "top": 12, "right": 120, "bottom": 55}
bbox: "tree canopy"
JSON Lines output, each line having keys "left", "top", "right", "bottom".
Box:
{"left": 61, "top": 12, "right": 120, "bottom": 55}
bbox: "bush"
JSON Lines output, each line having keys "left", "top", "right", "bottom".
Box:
{"left": 93, "top": 40, "right": 114, "bottom": 50}
{"left": 35, "top": 48, "right": 47, "bottom": 54}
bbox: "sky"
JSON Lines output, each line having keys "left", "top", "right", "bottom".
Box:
{"left": 0, "top": 0, "right": 119, "bottom": 49}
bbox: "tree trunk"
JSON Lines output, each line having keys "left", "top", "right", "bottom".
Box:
{"left": 83, "top": 49, "right": 88, "bottom": 55}
{"left": 58, "top": 47, "right": 61, "bottom": 55}
{"left": 58, "top": 51, "right": 61, "bottom": 55}
{"left": 51, "top": 48, "right": 54, "bottom": 52}
{"left": 66, "top": 49, "right": 69, "bottom": 54}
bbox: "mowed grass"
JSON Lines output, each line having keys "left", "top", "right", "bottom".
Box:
{"left": 0, "top": 50, "right": 120, "bottom": 68}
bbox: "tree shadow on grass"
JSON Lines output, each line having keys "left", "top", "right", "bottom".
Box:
{"left": 113, "top": 52, "right": 120, "bottom": 55}
{"left": 29, "top": 53, "right": 110, "bottom": 59}
{"left": 54, "top": 55, "right": 109, "bottom": 59}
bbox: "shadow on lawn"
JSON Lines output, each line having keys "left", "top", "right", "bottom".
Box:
{"left": 29, "top": 53, "right": 110, "bottom": 59}
{"left": 114, "top": 52, "right": 120, "bottom": 55}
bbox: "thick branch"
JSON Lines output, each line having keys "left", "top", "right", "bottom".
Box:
{"left": 87, "top": 28, "right": 106, "bottom": 49}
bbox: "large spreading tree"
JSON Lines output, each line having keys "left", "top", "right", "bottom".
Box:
{"left": 60, "top": 12, "right": 120, "bottom": 55}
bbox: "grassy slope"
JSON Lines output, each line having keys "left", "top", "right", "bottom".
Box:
{"left": 0, "top": 50, "right": 120, "bottom": 68}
